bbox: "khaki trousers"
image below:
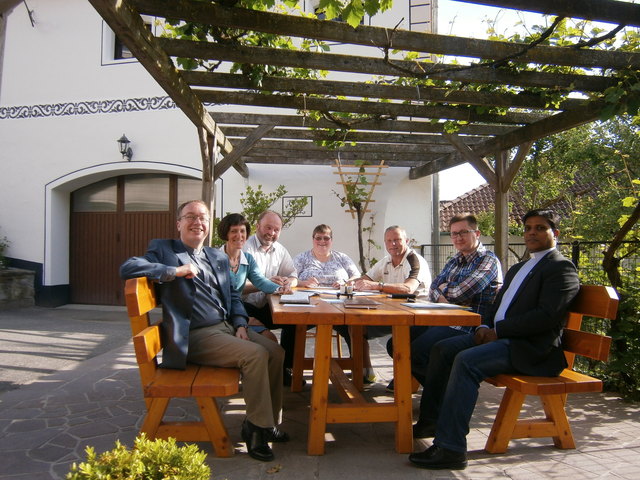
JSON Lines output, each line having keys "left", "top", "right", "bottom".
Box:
{"left": 187, "top": 322, "right": 284, "bottom": 428}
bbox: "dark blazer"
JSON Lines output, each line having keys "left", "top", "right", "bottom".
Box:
{"left": 120, "top": 238, "right": 248, "bottom": 369}
{"left": 483, "top": 249, "right": 579, "bottom": 376}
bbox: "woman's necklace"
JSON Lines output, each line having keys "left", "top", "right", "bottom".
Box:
{"left": 227, "top": 248, "right": 241, "bottom": 273}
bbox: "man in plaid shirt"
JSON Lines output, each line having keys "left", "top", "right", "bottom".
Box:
{"left": 409, "top": 213, "right": 502, "bottom": 437}
{"left": 386, "top": 214, "right": 502, "bottom": 400}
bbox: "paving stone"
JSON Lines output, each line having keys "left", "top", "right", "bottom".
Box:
{"left": 6, "top": 418, "right": 47, "bottom": 433}
{"left": 67, "top": 421, "right": 119, "bottom": 439}
{"left": 38, "top": 406, "right": 69, "bottom": 418}
{"left": 46, "top": 417, "right": 67, "bottom": 428}
{"left": 0, "top": 407, "right": 43, "bottom": 420}
{"left": 30, "top": 443, "right": 74, "bottom": 462}
{"left": 49, "top": 432, "right": 81, "bottom": 449}
{"left": 0, "top": 450, "right": 49, "bottom": 476}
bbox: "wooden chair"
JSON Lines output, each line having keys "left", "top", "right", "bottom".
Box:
{"left": 125, "top": 277, "right": 241, "bottom": 457}
{"left": 484, "top": 285, "right": 619, "bottom": 453}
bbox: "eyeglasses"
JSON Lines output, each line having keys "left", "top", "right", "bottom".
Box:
{"left": 450, "top": 229, "right": 476, "bottom": 238}
{"left": 314, "top": 236, "right": 332, "bottom": 241}
{"left": 180, "top": 214, "right": 210, "bottom": 223}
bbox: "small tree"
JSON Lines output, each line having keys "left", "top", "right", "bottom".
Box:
{"left": 240, "top": 184, "right": 307, "bottom": 230}
{"left": 210, "top": 184, "right": 308, "bottom": 246}
{"left": 333, "top": 162, "right": 381, "bottom": 272}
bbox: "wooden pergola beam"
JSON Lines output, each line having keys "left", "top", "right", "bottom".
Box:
{"left": 456, "top": 0, "right": 640, "bottom": 27}
{"left": 183, "top": 71, "right": 589, "bottom": 111}
{"left": 210, "top": 113, "right": 517, "bottom": 136}
{"left": 476, "top": 102, "right": 605, "bottom": 155}
{"left": 222, "top": 126, "right": 487, "bottom": 146}
{"left": 197, "top": 90, "right": 545, "bottom": 125}
{"left": 213, "top": 125, "right": 274, "bottom": 180}
{"left": 249, "top": 140, "right": 458, "bottom": 155}
{"left": 443, "top": 134, "right": 497, "bottom": 189}
{"left": 133, "top": 0, "right": 640, "bottom": 69}
{"left": 241, "top": 157, "right": 430, "bottom": 168}
{"left": 160, "top": 38, "right": 615, "bottom": 93}
{"left": 409, "top": 152, "right": 468, "bottom": 179}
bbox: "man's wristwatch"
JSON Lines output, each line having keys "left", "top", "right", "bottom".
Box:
{"left": 378, "top": 281, "right": 384, "bottom": 291}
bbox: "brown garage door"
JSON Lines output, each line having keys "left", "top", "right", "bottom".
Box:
{"left": 70, "top": 174, "right": 200, "bottom": 305}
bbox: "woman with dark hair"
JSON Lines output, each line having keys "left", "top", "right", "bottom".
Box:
{"left": 218, "top": 213, "right": 290, "bottom": 342}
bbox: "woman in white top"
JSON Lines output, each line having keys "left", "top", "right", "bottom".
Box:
{"left": 293, "top": 224, "right": 360, "bottom": 287}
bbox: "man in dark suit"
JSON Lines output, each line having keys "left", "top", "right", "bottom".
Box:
{"left": 120, "top": 200, "right": 287, "bottom": 462}
{"left": 409, "top": 209, "right": 580, "bottom": 470}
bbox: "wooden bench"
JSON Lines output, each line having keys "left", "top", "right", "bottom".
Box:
{"left": 124, "top": 277, "right": 241, "bottom": 457}
{"left": 484, "top": 284, "right": 619, "bottom": 453}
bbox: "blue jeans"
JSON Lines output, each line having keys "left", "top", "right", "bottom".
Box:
{"left": 410, "top": 326, "right": 468, "bottom": 385}
{"left": 386, "top": 326, "right": 467, "bottom": 385}
{"left": 418, "top": 333, "right": 515, "bottom": 453}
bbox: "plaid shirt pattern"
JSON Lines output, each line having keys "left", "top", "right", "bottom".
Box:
{"left": 428, "top": 243, "right": 502, "bottom": 332}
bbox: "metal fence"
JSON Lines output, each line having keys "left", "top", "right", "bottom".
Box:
{"left": 419, "top": 240, "right": 640, "bottom": 288}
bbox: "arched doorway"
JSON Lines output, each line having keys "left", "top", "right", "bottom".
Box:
{"left": 69, "top": 173, "right": 201, "bottom": 305}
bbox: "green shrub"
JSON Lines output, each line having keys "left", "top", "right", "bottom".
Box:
{"left": 0, "top": 230, "right": 9, "bottom": 269}
{"left": 66, "top": 435, "right": 210, "bottom": 480}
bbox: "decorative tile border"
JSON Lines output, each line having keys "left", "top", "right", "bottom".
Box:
{"left": 0, "top": 96, "right": 177, "bottom": 120}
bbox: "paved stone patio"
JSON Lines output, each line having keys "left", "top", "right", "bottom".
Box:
{"left": 1, "top": 306, "right": 639, "bottom": 479}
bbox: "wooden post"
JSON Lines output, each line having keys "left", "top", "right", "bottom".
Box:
{"left": 494, "top": 150, "right": 509, "bottom": 270}
{"left": 198, "top": 126, "right": 217, "bottom": 245}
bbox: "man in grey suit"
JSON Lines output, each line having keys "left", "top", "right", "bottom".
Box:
{"left": 120, "top": 200, "right": 287, "bottom": 462}
{"left": 409, "top": 208, "right": 580, "bottom": 470}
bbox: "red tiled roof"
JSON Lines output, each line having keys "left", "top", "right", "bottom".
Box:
{"left": 439, "top": 183, "right": 525, "bottom": 232}
{"left": 439, "top": 181, "right": 593, "bottom": 232}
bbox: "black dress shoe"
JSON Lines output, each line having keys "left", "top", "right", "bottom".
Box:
{"left": 412, "top": 420, "right": 436, "bottom": 438}
{"left": 267, "top": 426, "right": 290, "bottom": 443}
{"left": 409, "top": 444, "right": 467, "bottom": 470}
{"left": 241, "top": 419, "right": 274, "bottom": 462}
{"left": 283, "top": 368, "right": 307, "bottom": 387}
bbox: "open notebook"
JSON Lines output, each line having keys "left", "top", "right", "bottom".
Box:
{"left": 279, "top": 291, "right": 316, "bottom": 304}
{"left": 343, "top": 297, "right": 381, "bottom": 309}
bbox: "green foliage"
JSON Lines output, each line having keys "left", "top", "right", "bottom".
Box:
{"left": 0, "top": 229, "right": 9, "bottom": 269}
{"left": 162, "top": 0, "right": 392, "bottom": 84}
{"left": 513, "top": 115, "right": 640, "bottom": 401}
{"left": 239, "top": 184, "right": 307, "bottom": 230}
{"left": 316, "top": 0, "right": 390, "bottom": 28}
{"left": 208, "top": 184, "right": 307, "bottom": 247}
{"left": 66, "top": 435, "right": 210, "bottom": 480}
{"left": 605, "top": 287, "right": 640, "bottom": 401}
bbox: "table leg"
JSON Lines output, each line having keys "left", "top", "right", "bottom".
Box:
{"left": 291, "top": 324, "right": 307, "bottom": 392}
{"left": 392, "top": 324, "right": 413, "bottom": 453}
{"left": 350, "top": 325, "right": 364, "bottom": 391}
{"left": 308, "top": 324, "right": 332, "bottom": 455}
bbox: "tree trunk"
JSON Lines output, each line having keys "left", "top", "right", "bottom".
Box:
{"left": 354, "top": 202, "right": 366, "bottom": 272}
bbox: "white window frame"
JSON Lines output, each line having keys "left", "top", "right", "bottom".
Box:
{"left": 101, "top": 16, "right": 156, "bottom": 66}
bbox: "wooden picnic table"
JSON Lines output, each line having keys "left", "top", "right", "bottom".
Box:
{"left": 269, "top": 292, "right": 480, "bottom": 455}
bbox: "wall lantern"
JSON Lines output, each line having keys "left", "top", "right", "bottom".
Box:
{"left": 117, "top": 134, "right": 133, "bottom": 161}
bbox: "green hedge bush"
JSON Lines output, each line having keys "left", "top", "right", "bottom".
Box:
{"left": 66, "top": 435, "right": 210, "bottom": 480}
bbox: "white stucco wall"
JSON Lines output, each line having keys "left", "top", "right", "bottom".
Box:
{"left": 0, "top": 0, "right": 434, "bottom": 298}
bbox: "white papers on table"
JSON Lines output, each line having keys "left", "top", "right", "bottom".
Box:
{"left": 301, "top": 288, "right": 341, "bottom": 295}
{"left": 282, "top": 303, "right": 317, "bottom": 307}
{"left": 401, "top": 301, "right": 471, "bottom": 310}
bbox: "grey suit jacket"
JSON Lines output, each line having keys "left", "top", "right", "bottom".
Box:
{"left": 483, "top": 249, "right": 580, "bottom": 376}
{"left": 120, "top": 238, "right": 249, "bottom": 369}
